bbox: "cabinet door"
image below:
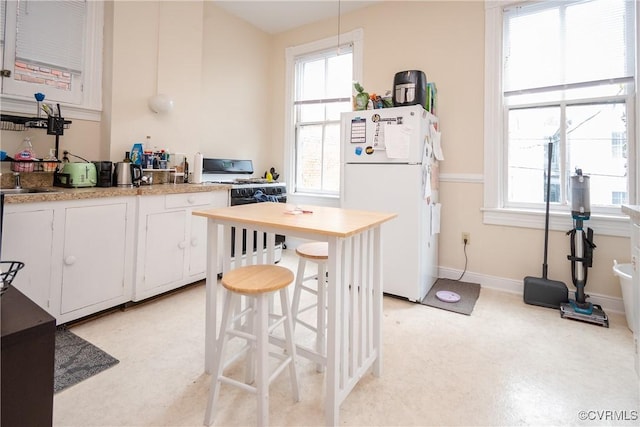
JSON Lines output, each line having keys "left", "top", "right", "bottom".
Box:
{"left": 142, "top": 210, "right": 187, "bottom": 290}
{"left": 60, "top": 203, "right": 128, "bottom": 314}
{"left": 188, "top": 191, "right": 227, "bottom": 277}
{"left": 188, "top": 214, "right": 207, "bottom": 277}
{"left": 2, "top": 209, "right": 55, "bottom": 312}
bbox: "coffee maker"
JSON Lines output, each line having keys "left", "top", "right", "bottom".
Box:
{"left": 93, "top": 161, "right": 113, "bottom": 187}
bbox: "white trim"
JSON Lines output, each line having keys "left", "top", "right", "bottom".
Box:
{"left": 439, "top": 173, "right": 484, "bottom": 184}
{"left": 482, "top": 207, "right": 630, "bottom": 237}
{"left": 437, "top": 266, "right": 626, "bottom": 315}
{"left": 283, "top": 28, "right": 364, "bottom": 193}
{"left": 0, "top": 1, "right": 103, "bottom": 121}
{"left": 483, "top": 3, "right": 636, "bottom": 239}
{"left": 484, "top": 5, "right": 503, "bottom": 211}
{"left": 0, "top": 95, "right": 101, "bottom": 121}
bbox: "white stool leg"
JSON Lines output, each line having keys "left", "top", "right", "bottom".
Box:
{"left": 245, "top": 296, "right": 256, "bottom": 385}
{"left": 256, "top": 293, "right": 269, "bottom": 427}
{"left": 315, "top": 261, "right": 327, "bottom": 373}
{"left": 290, "top": 257, "right": 306, "bottom": 327}
{"left": 204, "top": 290, "right": 236, "bottom": 426}
{"left": 279, "top": 288, "right": 300, "bottom": 401}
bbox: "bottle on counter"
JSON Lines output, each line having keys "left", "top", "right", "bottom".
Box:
{"left": 15, "top": 137, "right": 34, "bottom": 161}
{"left": 183, "top": 157, "right": 189, "bottom": 183}
{"left": 130, "top": 142, "right": 144, "bottom": 165}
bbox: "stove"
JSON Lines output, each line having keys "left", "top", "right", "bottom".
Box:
{"left": 201, "top": 158, "right": 287, "bottom": 256}
{"left": 201, "top": 158, "right": 286, "bottom": 204}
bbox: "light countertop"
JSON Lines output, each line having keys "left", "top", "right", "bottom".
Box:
{"left": 2, "top": 182, "right": 230, "bottom": 204}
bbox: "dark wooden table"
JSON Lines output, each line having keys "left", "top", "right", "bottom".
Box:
{"left": 1, "top": 285, "right": 56, "bottom": 427}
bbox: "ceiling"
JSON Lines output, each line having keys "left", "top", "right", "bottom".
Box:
{"left": 212, "top": 0, "right": 381, "bottom": 34}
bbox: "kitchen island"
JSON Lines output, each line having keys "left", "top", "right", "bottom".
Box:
{"left": 193, "top": 202, "right": 396, "bottom": 426}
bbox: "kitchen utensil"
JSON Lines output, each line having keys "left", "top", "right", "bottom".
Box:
{"left": 55, "top": 162, "right": 97, "bottom": 188}
{"left": 113, "top": 162, "right": 143, "bottom": 187}
{"left": 393, "top": 70, "right": 427, "bottom": 107}
{"left": 93, "top": 161, "right": 113, "bottom": 187}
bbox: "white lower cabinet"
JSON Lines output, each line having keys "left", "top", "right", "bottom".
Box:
{"left": 60, "top": 202, "right": 132, "bottom": 317}
{"left": 2, "top": 190, "right": 226, "bottom": 323}
{"left": 3, "top": 197, "right": 135, "bottom": 324}
{"left": 133, "top": 191, "right": 226, "bottom": 301}
{"left": 3, "top": 206, "right": 56, "bottom": 314}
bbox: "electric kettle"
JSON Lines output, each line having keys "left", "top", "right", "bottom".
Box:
{"left": 113, "top": 162, "right": 142, "bottom": 187}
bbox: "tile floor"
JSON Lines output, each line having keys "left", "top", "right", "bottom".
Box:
{"left": 54, "top": 250, "right": 639, "bottom": 426}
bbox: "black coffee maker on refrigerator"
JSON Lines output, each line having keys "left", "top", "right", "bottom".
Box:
{"left": 93, "top": 161, "right": 113, "bottom": 187}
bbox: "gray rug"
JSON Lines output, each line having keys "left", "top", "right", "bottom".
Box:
{"left": 420, "top": 278, "right": 481, "bottom": 315}
{"left": 55, "top": 327, "right": 119, "bottom": 393}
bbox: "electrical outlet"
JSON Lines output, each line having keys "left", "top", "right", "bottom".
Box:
{"left": 462, "top": 232, "right": 470, "bottom": 245}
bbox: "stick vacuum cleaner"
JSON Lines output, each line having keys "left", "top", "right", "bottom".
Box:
{"left": 560, "top": 169, "right": 609, "bottom": 327}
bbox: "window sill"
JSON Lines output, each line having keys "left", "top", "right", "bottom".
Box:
{"left": 482, "top": 207, "right": 630, "bottom": 238}
{"left": 0, "top": 95, "right": 101, "bottom": 122}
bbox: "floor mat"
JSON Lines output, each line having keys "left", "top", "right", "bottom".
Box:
{"left": 54, "top": 327, "right": 119, "bottom": 393}
{"left": 420, "top": 278, "right": 481, "bottom": 315}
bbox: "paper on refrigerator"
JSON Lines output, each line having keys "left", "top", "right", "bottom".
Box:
{"left": 431, "top": 124, "right": 444, "bottom": 161}
{"left": 384, "top": 124, "right": 412, "bottom": 159}
{"left": 431, "top": 203, "right": 441, "bottom": 235}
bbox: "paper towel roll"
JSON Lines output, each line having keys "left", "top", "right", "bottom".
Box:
{"left": 192, "top": 152, "right": 203, "bottom": 183}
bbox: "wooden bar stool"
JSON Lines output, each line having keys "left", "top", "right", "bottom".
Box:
{"left": 204, "top": 265, "right": 300, "bottom": 427}
{"left": 290, "top": 241, "right": 328, "bottom": 372}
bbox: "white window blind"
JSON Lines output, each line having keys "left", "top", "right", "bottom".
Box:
{"left": 16, "top": 0, "right": 86, "bottom": 73}
{"left": 503, "top": 0, "right": 633, "bottom": 95}
{"left": 294, "top": 43, "right": 353, "bottom": 105}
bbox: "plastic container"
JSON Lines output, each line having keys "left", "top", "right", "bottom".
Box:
{"left": 13, "top": 137, "right": 35, "bottom": 171}
{"left": 130, "top": 143, "right": 144, "bottom": 165}
{"left": 612, "top": 260, "right": 635, "bottom": 332}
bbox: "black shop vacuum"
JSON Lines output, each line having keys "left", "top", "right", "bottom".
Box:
{"left": 524, "top": 141, "right": 569, "bottom": 308}
{"left": 560, "top": 169, "right": 609, "bottom": 327}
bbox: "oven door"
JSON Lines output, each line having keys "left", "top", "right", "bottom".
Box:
{"left": 230, "top": 195, "right": 287, "bottom": 206}
{"left": 229, "top": 195, "right": 287, "bottom": 256}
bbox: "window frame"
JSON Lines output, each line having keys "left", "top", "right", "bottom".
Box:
{"left": 483, "top": 1, "right": 636, "bottom": 237}
{"left": 284, "top": 28, "right": 363, "bottom": 198}
{"left": 0, "top": 0, "right": 103, "bottom": 121}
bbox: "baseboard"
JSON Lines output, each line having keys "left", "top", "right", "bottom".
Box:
{"left": 437, "top": 266, "right": 626, "bottom": 315}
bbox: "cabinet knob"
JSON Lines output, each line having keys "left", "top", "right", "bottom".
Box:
{"left": 187, "top": 196, "right": 196, "bottom": 204}
{"left": 64, "top": 255, "right": 77, "bottom": 265}
{"left": 191, "top": 237, "right": 198, "bottom": 247}
{"left": 178, "top": 241, "right": 187, "bottom": 249}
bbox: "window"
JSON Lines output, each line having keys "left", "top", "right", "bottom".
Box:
{"left": 285, "top": 29, "right": 363, "bottom": 197}
{"left": 0, "top": 0, "right": 103, "bottom": 120}
{"left": 484, "top": 0, "right": 636, "bottom": 236}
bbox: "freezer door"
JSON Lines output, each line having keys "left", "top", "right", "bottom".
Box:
{"left": 341, "top": 105, "right": 431, "bottom": 165}
{"left": 341, "top": 163, "right": 438, "bottom": 301}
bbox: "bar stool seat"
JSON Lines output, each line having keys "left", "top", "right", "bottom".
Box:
{"left": 204, "top": 264, "right": 300, "bottom": 427}
{"left": 290, "top": 241, "right": 328, "bottom": 372}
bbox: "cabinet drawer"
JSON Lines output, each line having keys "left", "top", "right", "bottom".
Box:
{"left": 165, "top": 192, "right": 213, "bottom": 209}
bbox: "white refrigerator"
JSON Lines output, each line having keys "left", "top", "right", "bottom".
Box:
{"left": 340, "top": 104, "right": 440, "bottom": 302}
